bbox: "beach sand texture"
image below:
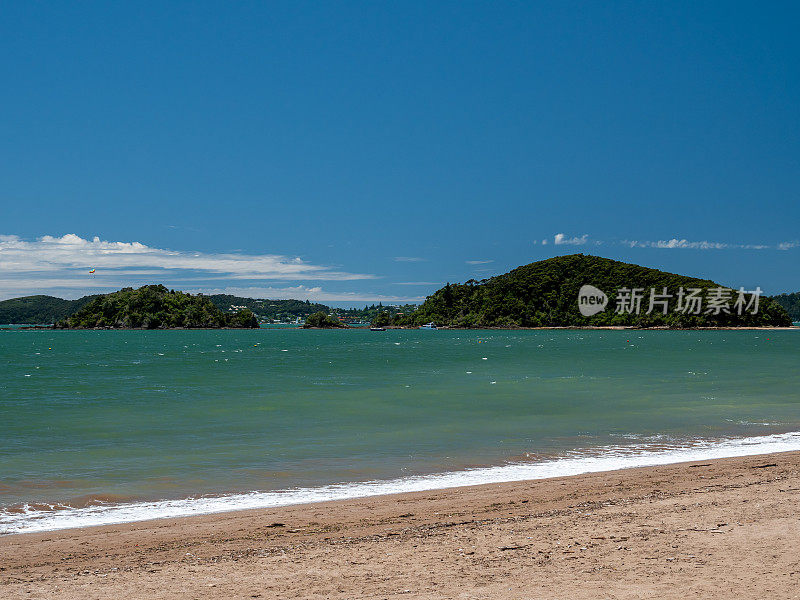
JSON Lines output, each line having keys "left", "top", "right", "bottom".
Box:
{"left": 2, "top": 451, "right": 799, "bottom": 599}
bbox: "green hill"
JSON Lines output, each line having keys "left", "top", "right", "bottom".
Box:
{"left": 54, "top": 285, "right": 259, "bottom": 329}
{"left": 410, "top": 254, "right": 791, "bottom": 328}
{"left": 0, "top": 294, "right": 99, "bottom": 324}
{"left": 771, "top": 292, "right": 800, "bottom": 322}
{"left": 2, "top": 259, "right": 793, "bottom": 328}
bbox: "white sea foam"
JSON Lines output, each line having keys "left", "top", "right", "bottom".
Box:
{"left": 3, "top": 431, "right": 800, "bottom": 535}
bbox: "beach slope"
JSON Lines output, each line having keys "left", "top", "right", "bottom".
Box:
{"left": 2, "top": 452, "right": 799, "bottom": 599}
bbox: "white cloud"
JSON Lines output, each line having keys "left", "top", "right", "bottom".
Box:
{"left": 656, "top": 239, "right": 727, "bottom": 249}
{"left": 0, "top": 234, "right": 374, "bottom": 280}
{"left": 624, "top": 238, "right": 793, "bottom": 250}
{"left": 0, "top": 233, "right": 380, "bottom": 300}
{"left": 465, "top": 259, "right": 493, "bottom": 265}
{"left": 554, "top": 233, "right": 588, "bottom": 246}
{"left": 393, "top": 256, "right": 427, "bottom": 262}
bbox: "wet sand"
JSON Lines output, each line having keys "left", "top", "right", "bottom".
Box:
{"left": 2, "top": 451, "right": 800, "bottom": 599}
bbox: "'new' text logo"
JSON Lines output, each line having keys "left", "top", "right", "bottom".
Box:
{"left": 578, "top": 285, "right": 608, "bottom": 316}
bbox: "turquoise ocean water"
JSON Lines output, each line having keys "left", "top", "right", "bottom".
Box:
{"left": 1, "top": 327, "right": 799, "bottom": 533}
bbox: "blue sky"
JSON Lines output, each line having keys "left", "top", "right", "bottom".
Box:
{"left": 1, "top": 1, "right": 798, "bottom": 304}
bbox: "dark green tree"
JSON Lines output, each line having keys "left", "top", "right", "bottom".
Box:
{"left": 372, "top": 312, "right": 391, "bottom": 327}
{"left": 303, "top": 311, "right": 346, "bottom": 328}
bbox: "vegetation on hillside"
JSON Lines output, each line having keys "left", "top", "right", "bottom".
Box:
{"left": 302, "top": 311, "right": 348, "bottom": 328}
{"left": 1, "top": 291, "right": 417, "bottom": 325}
{"left": 208, "top": 295, "right": 331, "bottom": 321}
{"left": 348, "top": 303, "right": 417, "bottom": 323}
{"left": 402, "top": 254, "right": 791, "bottom": 328}
{"left": 771, "top": 292, "right": 800, "bottom": 321}
{"left": 55, "top": 285, "right": 259, "bottom": 329}
{"left": 208, "top": 295, "right": 416, "bottom": 324}
{"left": 0, "top": 295, "right": 99, "bottom": 324}
{"left": 371, "top": 311, "right": 392, "bottom": 327}
{"left": 4, "top": 257, "right": 794, "bottom": 329}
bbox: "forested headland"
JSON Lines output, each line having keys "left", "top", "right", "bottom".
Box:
{"left": 54, "top": 285, "right": 259, "bottom": 329}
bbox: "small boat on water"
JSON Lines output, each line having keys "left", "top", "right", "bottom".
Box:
{"left": 419, "top": 322, "right": 437, "bottom": 330}
{"left": 370, "top": 326, "right": 386, "bottom": 331}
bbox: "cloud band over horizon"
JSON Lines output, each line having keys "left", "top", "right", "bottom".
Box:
{"left": 0, "top": 234, "right": 422, "bottom": 302}
{"left": 1, "top": 232, "right": 797, "bottom": 302}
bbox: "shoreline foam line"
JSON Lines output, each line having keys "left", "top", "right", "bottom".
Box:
{"left": 3, "top": 431, "right": 800, "bottom": 535}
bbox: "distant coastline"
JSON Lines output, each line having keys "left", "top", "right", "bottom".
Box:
{"left": 4, "top": 324, "right": 797, "bottom": 331}
{"left": 1, "top": 255, "right": 797, "bottom": 329}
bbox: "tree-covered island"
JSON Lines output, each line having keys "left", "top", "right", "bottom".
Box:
{"left": 403, "top": 255, "right": 791, "bottom": 328}
{"left": 302, "top": 311, "right": 348, "bottom": 328}
{"left": 54, "top": 285, "right": 259, "bottom": 329}
{"left": 2, "top": 256, "right": 795, "bottom": 329}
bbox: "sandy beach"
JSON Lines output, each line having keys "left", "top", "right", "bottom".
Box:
{"left": 2, "top": 451, "right": 799, "bottom": 599}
